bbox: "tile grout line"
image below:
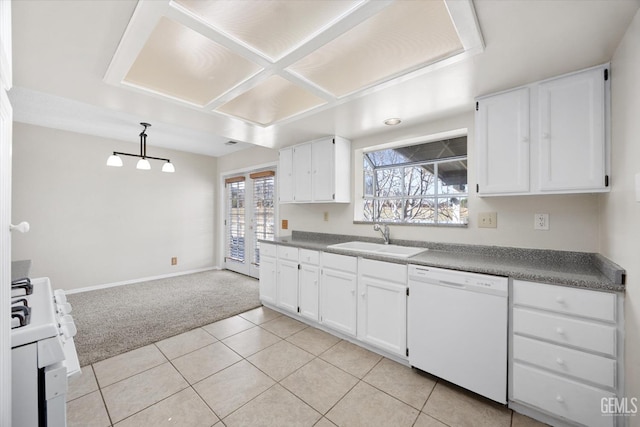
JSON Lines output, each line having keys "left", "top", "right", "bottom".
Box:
{"left": 92, "top": 364, "right": 115, "bottom": 427}
{"left": 77, "top": 307, "right": 492, "bottom": 427}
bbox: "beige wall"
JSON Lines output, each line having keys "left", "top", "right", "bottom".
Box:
{"left": 601, "top": 8, "right": 640, "bottom": 423}
{"left": 11, "top": 123, "right": 218, "bottom": 290}
{"left": 262, "top": 112, "right": 601, "bottom": 252}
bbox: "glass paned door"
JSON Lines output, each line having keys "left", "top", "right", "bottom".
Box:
{"left": 225, "top": 170, "right": 275, "bottom": 278}
{"left": 225, "top": 178, "right": 247, "bottom": 274}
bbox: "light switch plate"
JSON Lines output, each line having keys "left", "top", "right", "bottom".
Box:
{"left": 534, "top": 213, "right": 549, "bottom": 230}
{"left": 478, "top": 212, "right": 497, "bottom": 228}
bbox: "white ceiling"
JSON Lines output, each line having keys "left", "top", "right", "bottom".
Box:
{"left": 9, "top": 0, "right": 640, "bottom": 157}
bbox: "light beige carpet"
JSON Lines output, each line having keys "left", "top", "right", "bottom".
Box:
{"left": 67, "top": 269, "right": 260, "bottom": 366}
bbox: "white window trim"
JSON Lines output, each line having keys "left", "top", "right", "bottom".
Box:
{"left": 353, "top": 128, "right": 468, "bottom": 224}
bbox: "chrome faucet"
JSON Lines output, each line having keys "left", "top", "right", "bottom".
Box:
{"left": 373, "top": 223, "right": 390, "bottom": 244}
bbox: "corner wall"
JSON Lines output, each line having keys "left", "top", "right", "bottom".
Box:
{"left": 11, "top": 123, "right": 218, "bottom": 290}
{"left": 600, "top": 8, "right": 640, "bottom": 423}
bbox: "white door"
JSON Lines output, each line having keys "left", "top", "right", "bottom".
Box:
{"left": 299, "top": 263, "right": 319, "bottom": 321}
{"left": 476, "top": 87, "right": 530, "bottom": 195}
{"left": 312, "top": 138, "right": 334, "bottom": 201}
{"left": 277, "top": 258, "right": 298, "bottom": 313}
{"left": 320, "top": 268, "right": 357, "bottom": 336}
{"left": 293, "top": 143, "right": 312, "bottom": 202}
{"left": 0, "top": 72, "right": 12, "bottom": 426}
{"left": 538, "top": 67, "right": 606, "bottom": 191}
{"left": 224, "top": 170, "right": 276, "bottom": 279}
{"left": 258, "top": 254, "right": 277, "bottom": 305}
{"left": 358, "top": 277, "right": 407, "bottom": 356}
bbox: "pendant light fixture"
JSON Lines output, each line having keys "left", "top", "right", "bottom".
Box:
{"left": 106, "top": 122, "right": 174, "bottom": 172}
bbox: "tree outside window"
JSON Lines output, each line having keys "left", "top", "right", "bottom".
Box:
{"left": 363, "top": 137, "right": 468, "bottom": 225}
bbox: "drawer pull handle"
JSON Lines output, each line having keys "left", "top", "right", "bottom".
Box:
{"left": 556, "top": 357, "right": 565, "bottom": 365}
{"left": 556, "top": 395, "right": 564, "bottom": 403}
{"left": 555, "top": 296, "right": 565, "bottom": 304}
{"left": 556, "top": 327, "right": 564, "bottom": 335}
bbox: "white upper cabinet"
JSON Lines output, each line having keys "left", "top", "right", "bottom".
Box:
{"left": 476, "top": 64, "right": 609, "bottom": 196}
{"left": 293, "top": 143, "right": 312, "bottom": 202}
{"left": 476, "top": 87, "right": 530, "bottom": 194}
{"left": 537, "top": 67, "right": 606, "bottom": 192}
{"left": 278, "top": 147, "right": 294, "bottom": 203}
{"left": 279, "top": 136, "right": 351, "bottom": 203}
{"left": 312, "top": 138, "right": 335, "bottom": 202}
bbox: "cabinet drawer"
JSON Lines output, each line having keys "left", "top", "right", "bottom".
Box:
{"left": 513, "top": 335, "right": 615, "bottom": 389}
{"left": 299, "top": 249, "right": 319, "bottom": 265}
{"left": 513, "top": 280, "right": 616, "bottom": 322}
{"left": 513, "top": 308, "right": 616, "bottom": 356}
{"left": 360, "top": 258, "right": 407, "bottom": 283}
{"left": 260, "top": 243, "right": 277, "bottom": 258}
{"left": 277, "top": 245, "right": 299, "bottom": 262}
{"left": 513, "top": 363, "right": 614, "bottom": 427}
{"left": 322, "top": 252, "right": 357, "bottom": 273}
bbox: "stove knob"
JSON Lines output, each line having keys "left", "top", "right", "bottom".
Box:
{"left": 54, "top": 290, "right": 67, "bottom": 305}
{"left": 59, "top": 315, "right": 77, "bottom": 338}
{"left": 56, "top": 302, "right": 72, "bottom": 315}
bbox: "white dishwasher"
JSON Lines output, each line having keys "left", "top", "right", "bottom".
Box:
{"left": 408, "top": 265, "right": 508, "bottom": 404}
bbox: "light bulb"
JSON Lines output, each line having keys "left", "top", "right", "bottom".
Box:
{"left": 136, "top": 158, "right": 151, "bottom": 170}
{"left": 162, "top": 162, "right": 175, "bottom": 173}
{"left": 106, "top": 154, "right": 123, "bottom": 167}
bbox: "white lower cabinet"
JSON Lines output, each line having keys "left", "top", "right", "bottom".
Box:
{"left": 511, "top": 280, "right": 622, "bottom": 427}
{"left": 357, "top": 259, "right": 407, "bottom": 357}
{"left": 513, "top": 364, "right": 615, "bottom": 427}
{"left": 299, "top": 249, "right": 320, "bottom": 321}
{"left": 258, "top": 243, "right": 277, "bottom": 305}
{"left": 276, "top": 246, "right": 299, "bottom": 314}
{"left": 320, "top": 253, "right": 357, "bottom": 337}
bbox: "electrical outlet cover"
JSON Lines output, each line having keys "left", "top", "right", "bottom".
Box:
{"left": 478, "top": 212, "right": 497, "bottom": 228}
{"left": 534, "top": 213, "right": 549, "bottom": 230}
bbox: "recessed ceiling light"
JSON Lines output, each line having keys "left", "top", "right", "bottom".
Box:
{"left": 225, "top": 141, "right": 238, "bottom": 145}
{"left": 384, "top": 118, "right": 402, "bottom": 126}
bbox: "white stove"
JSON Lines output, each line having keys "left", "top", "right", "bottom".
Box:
{"left": 11, "top": 277, "right": 81, "bottom": 427}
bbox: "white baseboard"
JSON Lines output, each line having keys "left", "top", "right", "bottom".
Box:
{"left": 66, "top": 266, "right": 222, "bottom": 294}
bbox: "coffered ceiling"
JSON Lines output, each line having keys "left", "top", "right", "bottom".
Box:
{"left": 105, "top": 0, "right": 480, "bottom": 127}
{"left": 9, "top": 0, "right": 640, "bottom": 156}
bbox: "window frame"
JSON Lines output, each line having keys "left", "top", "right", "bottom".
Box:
{"left": 357, "top": 130, "right": 469, "bottom": 226}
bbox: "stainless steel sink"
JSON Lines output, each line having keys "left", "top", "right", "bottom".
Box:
{"left": 327, "top": 241, "right": 427, "bottom": 258}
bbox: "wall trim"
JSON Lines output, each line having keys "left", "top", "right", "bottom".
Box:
{"left": 66, "top": 266, "right": 221, "bottom": 294}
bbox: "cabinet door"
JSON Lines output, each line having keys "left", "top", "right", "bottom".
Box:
{"left": 278, "top": 147, "right": 294, "bottom": 202}
{"left": 258, "top": 255, "right": 277, "bottom": 305}
{"left": 320, "top": 268, "right": 357, "bottom": 336}
{"left": 293, "top": 143, "right": 312, "bottom": 202}
{"left": 476, "top": 88, "right": 530, "bottom": 194}
{"left": 538, "top": 67, "right": 606, "bottom": 191}
{"left": 299, "top": 263, "right": 319, "bottom": 321}
{"left": 358, "top": 276, "right": 407, "bottom": 356}
{"left": 277, "top": 259, "right": 298, "bottom": 313}
{"left": 312, "top": 138, "right": 334, "bottom": 201}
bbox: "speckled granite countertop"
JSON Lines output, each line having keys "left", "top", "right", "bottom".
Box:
{"left": 264, "top": 231, "right": 625, "bottom": 292}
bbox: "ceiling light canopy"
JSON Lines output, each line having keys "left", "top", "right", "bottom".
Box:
{"left": 104, "top": 0, "right": 483, "bottom": 127}
{"left": 106, "top": 123, "right": 175, "bottom": 173}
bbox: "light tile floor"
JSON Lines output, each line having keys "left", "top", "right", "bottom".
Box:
{"left": 67, "top": 306, "right": 548, "bottom": 427}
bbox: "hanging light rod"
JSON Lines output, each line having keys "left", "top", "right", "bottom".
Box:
{"left": 106, "top": 122, "right": 175, "bottom": 172}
